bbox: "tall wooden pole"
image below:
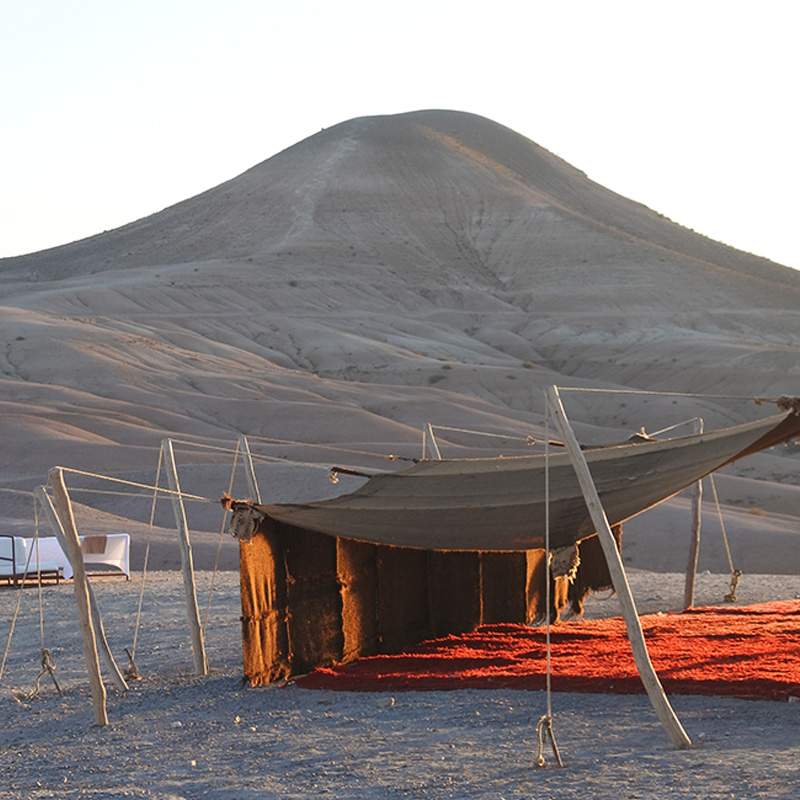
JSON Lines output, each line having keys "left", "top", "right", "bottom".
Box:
{"left": 545, "top": 386, "right": 691, "bottom": 750}
{"left": 34, "top": 486, "right": 128, "bottom": 693}
{"left": 239, "top": 435, "right": 262, "bottom": 504}
{"left": 48, "top": 469, "right": 108, "bottom": 727}
{"left": 683, "top": 419, "right": 704, "bottom": 610}
{"left": 161, "top": 439, "right": 208, "bottom": 676}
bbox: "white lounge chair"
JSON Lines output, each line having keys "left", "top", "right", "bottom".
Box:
{"left": 0, "top": 535, "right": 63, "bottom": 586}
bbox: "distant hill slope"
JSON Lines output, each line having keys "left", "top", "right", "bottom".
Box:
{"left": 3, "top": 110, "right": 799, "bottom": 296}
{"left": 1, "top": 110, "right": 798, "bottom": 548}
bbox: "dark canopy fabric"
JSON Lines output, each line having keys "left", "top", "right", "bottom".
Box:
{"left": 257, "top": 412, "right": 800, "bottom": 552}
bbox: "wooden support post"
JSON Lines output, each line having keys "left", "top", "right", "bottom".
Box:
{"left": 426, "top": 423, "right": 442, "bottom": 460}
{"left": 162, "top": 439, "right": 208, "bottom": 676}
{"left": 48, "top": 469, "right": 108, "bottom": 727}
{"left": 239, "top": 435, "right": 262, "bottom": 504}
{"left": 34, "top": 486, "right": 128, "bottom": 694}
{"left": 683, "top": 419, "right": 704, "bottom": 610}
{"left": 545, "top": 386, "right": 692, "bottom": 750}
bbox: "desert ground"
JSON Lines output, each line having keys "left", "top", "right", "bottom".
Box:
{"left": 2, "top": 110, "right": 800, "bottom": 797}
{"left": 2, "top": 565, "right": 799, "bottom": 800}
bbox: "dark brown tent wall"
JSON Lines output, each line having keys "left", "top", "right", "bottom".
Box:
{"left": 239, "top": 514, "right": 544, "bottom": 685}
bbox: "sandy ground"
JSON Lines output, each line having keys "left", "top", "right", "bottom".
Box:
{"left": 2, "top": 569, "right": 799, "bottom": 799}
{"left": 1, "top": 109, "right": 799, "bottom": 798}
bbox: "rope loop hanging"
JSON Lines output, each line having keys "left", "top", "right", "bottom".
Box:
{"left": 535, "top": 714, "right": 564, "bottom": 769}
{"left": 29, "top": 647, "right": 61, "bottom": 699}
{"left": 124, "top": 647, "right": 141, "bottom": 681}
{"left": 707, "top": 474, "right": 742, "bottom": 602}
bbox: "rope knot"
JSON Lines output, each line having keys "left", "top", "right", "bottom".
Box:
{"left": 724, "top": 569, "right": 743, "bottom": 603}
{"left": 29, "top": 647, "right": 61, "bottom": 698}
{"left": 535, "top": 714, "right": 564, "bottom": 768}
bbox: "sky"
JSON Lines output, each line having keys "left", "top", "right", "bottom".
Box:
{"left": 2, "top": 0, "right": 797, "bottom": 270}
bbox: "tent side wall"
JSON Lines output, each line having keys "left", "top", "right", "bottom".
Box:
{"left": 281, "top": 523, "right": 344, "bottom": 674}
{"left": 338, "top": 538, "right": 379, "bottom": 662}
{"left": 426, "top": 551, "right": 482, "bottom": 638}
{"left": 481, "top": 551, "right": 532, "bottom": 623}
{"left": 239, "top": 516, "right": 548, "bottom": 685}
{"left": 375, "top": 546, "right": 432, "bottom": 652}
{"left": 239, "top": 517, "right": 291, "bottom": 685}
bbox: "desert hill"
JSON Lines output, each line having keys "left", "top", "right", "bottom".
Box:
{"left": 1, "top": 109, "right": 799, "bottom": 571}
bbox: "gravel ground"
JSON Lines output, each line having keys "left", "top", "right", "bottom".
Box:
{"left": 1, "top": 571, "right": 799, "bottom": 799}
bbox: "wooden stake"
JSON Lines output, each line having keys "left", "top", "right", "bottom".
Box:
{"left": 48, "top": 468, "right": 108, "bottom": 727}
{"left": 545, "top": 386, "right": 692, "bottom": 750}
{"left": 683, "top": 419, "right": 704, "bottom": 610}
{"left": 161, "top": 439, "right": 208, "bottom": 676}
{"left": 34, "top": 486, "right": 128, "bottom": 694}
{"left": 239, "top": 435, "right": 262, "bottom": 504}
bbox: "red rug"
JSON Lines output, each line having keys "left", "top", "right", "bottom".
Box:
{"left": 295, "top": 601, "right": 800, "bottom": 701}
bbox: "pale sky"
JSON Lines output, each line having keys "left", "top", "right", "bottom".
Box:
{"left": 2, "top": 0, "right": 797, "bottom": 270}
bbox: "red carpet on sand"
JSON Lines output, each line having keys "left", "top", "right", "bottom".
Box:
{"left": 295, "top": 601, "right": 800, "bottom": 701}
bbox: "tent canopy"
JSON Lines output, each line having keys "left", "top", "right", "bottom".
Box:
{"left": 250, "top": 410, "right": 800, "bottom": 552}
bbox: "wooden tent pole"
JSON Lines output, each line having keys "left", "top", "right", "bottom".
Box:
{"left": 426, "top": 423, "right": 442, "bottom": 460}
{"left": 161, "top": 439, "right": 208, "bottom": 676}
{"left": 239, "top": 435, "right": 262, "bottom": 504}
{"left": 47, "top": 469, "right": 108, "bottom": 727}
{"left": 683, "top": 419, "right": 704, "bottom": 609}
{"left": 545, "top": 386, "right": 692, "bottom": 750}
{"left": 34, "top": 486, "right": 128, "bottom": 694}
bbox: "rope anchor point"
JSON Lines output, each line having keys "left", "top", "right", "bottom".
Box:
{"left": 535, "top": 714, "right": 564, "bottom": 769}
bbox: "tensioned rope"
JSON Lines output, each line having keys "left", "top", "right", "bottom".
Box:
{"left": 127, "top": 444, "right": 166, "bottom": 680}
{"left": 30, "top": 501, "right": 60, "bottom": 698}
{"left": 0, "top": 497, "right": 60, "bottom": 696}
{"left": 645, "top": 417, "right": 703, "bottom": 438}
{"left": 536, "top": 397, "right": 564, "bottom": 769}
{"left": 38, "top": 392, "right": 798, "bottom": 505}
{"left": 555, "top": 388, "right": 788, "bottom": 403}
{"left": 202, "top": 439, "right": 241, "bottom": 636}
{"left": 42, "top": 440, "right": 407, "bottom": 511}
{"left": 0, "top": 535, "right": 36, "bottom": 686}
{"left": 167, "top": 438, "right": 407, "bottom": 474}
{"left": 244, "top": 434, "right": 415, "bottom": 462}
{"left": 168, "top": 436, "right": 416, "bottom": 466}
{"left": 706, "top": 474, "right": 742, "bottom": 602}
{"left": 427, "top": 424, "right": 563, "bottom": 454}
{"left": 51, "top": 467, "right": 214, "bottom": 504}
{"left": 428, "top": 424, "right": 541, "bottom": 443}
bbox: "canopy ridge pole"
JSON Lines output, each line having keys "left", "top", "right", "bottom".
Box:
{"left": 545, "top": 386, "right": 692, "bottom": 750}
{"left": 161, "top": 438, "right": 208, "bottom": 676}
{"left": 47, "top": 469, "right": 109, "bottom": 726}
{"left": 239, "top": 435, "right": 262, "bottom": 505}
{"left": 34, "top": 486, "right": 128, "bottom": 694}
{"left": 683, "top": 419, "right": 704, "bottom": 609}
